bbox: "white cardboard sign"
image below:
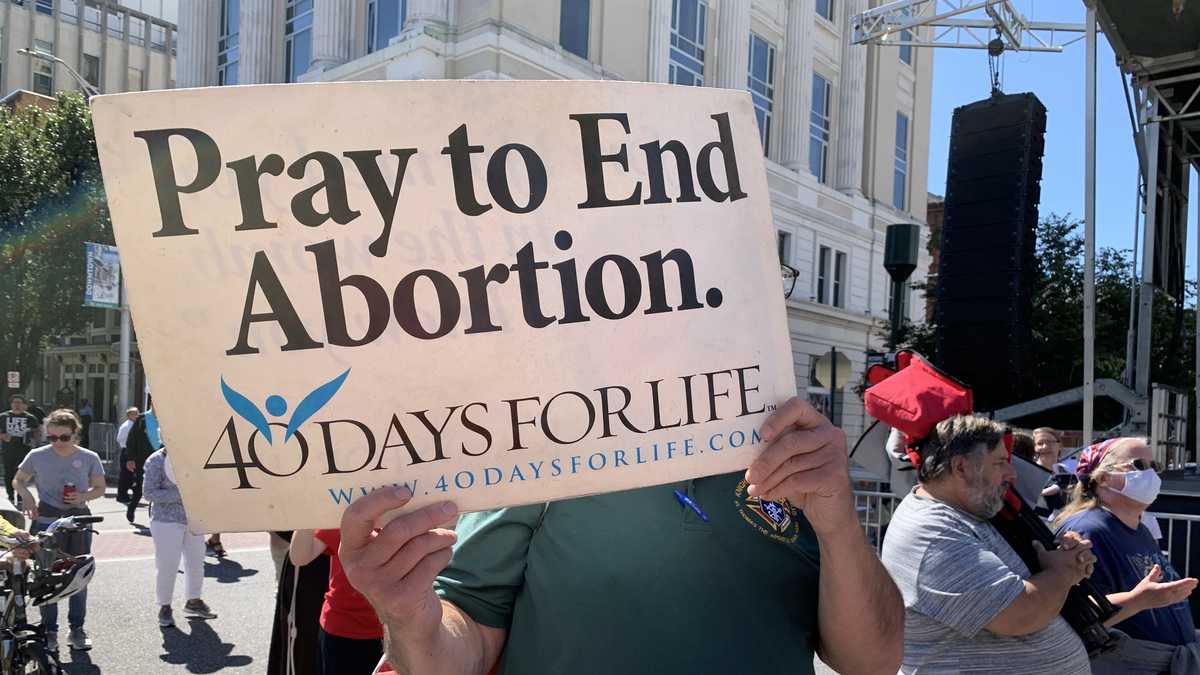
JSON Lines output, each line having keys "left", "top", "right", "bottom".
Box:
{"left": 91, "top": 80, "right": 796, "bottom": 532}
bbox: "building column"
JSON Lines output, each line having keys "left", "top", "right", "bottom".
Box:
{"left": 779, "top": 0, "right": 816, "bottom": 171}
{"left": 309, "top": 0, "right": 352, "bottom": 72}
{"left": 177, "top": 0, "right": 217, "bottom": 87}
{"left": 239, "top": 0, "right": 274, "bottom": 84}
{"left": 713, "top": 0, "right": 750, "bottom": 90}
{"left": 404, "top": 0, "right": 449, "bottom": 32}
{"left": 646, "top": 0, "right": 672, "bottom": 83}
{"left": 834, "top": 0, "right": 868, "bottom": 195}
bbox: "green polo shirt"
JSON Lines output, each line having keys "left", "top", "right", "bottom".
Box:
{"left": 433, "top": 471, "right": 823, "bottom": 674}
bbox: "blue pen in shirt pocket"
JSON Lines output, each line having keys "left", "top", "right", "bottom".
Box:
{"left": 674, "top": 488, "right": 710, "bottom": 523}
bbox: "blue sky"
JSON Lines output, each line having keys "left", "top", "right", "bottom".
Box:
{"left": 925, "top": 2, "right": 1197, "bottom": 274}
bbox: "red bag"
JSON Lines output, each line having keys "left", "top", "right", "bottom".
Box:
{"left": 863, "top": 352, "right": 973, "bottom": 442}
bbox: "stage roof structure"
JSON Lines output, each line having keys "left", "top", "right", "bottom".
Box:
{"left": 853, "top": 1, "right": 1200, "bottom": 453}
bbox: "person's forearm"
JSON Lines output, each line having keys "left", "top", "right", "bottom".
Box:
{"left": 82, "top": 486, "right": 104, "bottom": 502}
{"left": 1103, "top": 591, "right": 1143, "bottom": 627}
{"left": 287, "top": 529, "right": 324, "bottom": 566}
{"left": 815, "top": 517, "right": 904, "bottom": 674}
{"left": 13, "top": 482, "right": 34, "bottom": 507}
{"left": 988, "top": 568, "right": 1075, "bottom": 635}
{"left": 385, "top": 600, "right": 496, "bottom": 675}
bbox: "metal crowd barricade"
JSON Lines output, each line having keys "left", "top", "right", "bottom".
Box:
{"left": 852, "top": 492, "right": 1200, "bottom": 578}
{"left": 86, "top": 422, "right": 119, "bottom": 479}
{"left": 854, "top": 490, "right": 901, "bottom": 555}
{"left": 1148, "top": 511, "right": 1200, "bottom": 580}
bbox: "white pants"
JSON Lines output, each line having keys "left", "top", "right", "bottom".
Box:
{"left": 149, "top": 520, "right": 205, "bottom": 607}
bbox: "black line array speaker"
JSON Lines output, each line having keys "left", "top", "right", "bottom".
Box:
{"left": 935, "top": 92, "right": 1046, "bottom": 410}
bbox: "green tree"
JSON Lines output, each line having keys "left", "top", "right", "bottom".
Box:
{"left": 0, "top": 93, "right": 113, "bottom": 401}
{"left": 897, "top": 213, "right": 1195, "bottom": 430}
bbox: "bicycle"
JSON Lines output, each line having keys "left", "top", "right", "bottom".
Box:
{"left": 0, "top": 515, "right": 102, "bottom": 675}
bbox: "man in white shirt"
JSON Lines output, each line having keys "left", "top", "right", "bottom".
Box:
{"left": 115, "top": 408, "right": 138, "bottom": 504}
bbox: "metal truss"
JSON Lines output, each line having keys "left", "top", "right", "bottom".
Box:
{"left": 853, "top": 0, "right": 1085, "bottom": 53}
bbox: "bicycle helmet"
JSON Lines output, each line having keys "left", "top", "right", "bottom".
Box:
{"left": 29, "top": 555, "right": 96, "bottom": 606}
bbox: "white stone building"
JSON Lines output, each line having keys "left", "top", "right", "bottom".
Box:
{"left": 0, "top": 0, "right": 177, "bottom": 95}
{"left": 174, "top": 0, "right": 934, "bottom": 443}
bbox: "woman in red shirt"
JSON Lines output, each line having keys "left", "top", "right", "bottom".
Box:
{"left": 289, "top": 529, "right": 384, "bottom": 673}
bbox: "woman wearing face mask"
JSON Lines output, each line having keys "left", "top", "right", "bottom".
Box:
{"left": 1055, "top": 438, "right": 1198, "bottom": 651}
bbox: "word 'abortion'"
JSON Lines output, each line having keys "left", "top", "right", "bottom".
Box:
{"left": 131, "top": 112, "right": 752, "bottom": 356}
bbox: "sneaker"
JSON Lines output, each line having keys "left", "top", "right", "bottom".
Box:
{"left": 44, "top": 632, "right": 57, "bottom": 653}
{"left": 68, "top": 627, "right": 91, "bottom": 651}
{"left": 158, "top": 605, "right": 174, "bottom": 628}
{"left": 183, "top": 599, "right": 217, "bottom": 620}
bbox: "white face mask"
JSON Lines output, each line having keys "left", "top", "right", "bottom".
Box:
{"left": 1115, "top": 469, "right": 1162, "bottom": 505}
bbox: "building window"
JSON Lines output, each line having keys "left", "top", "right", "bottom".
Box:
{"left": 817, "top": 245, "right": 829, "bottom": 303}
{"left": 107, "top": 9, "right": 124, "bottom": 38}
{"left": 777, "top": 230, "right": 792, "bottom": 265}
{"left": 809, "top": 73, "right": 832, "bottom": 183}
{"left": 84, "top": 2, "right": 101, "bottom": 31}
{"left": 833, "top": 251, "right": 846, "bottom": 307}
{"left": 36, "top": 0, "right": 53, "bottom": 16}
{"left": 559, "top": 0, "right": 590, "bottom": 59}
{"left": 61, "top": 0, "right": 77, "bottom": 23}
{"left": 366, "top": 0, "right": 404, "bottom": 53}
{"left": 218, "top": 0, "right": 239, "bottom": 85}
{"left": 894, "top": 112, "right": 909, "bottom": 210}
{"left": 816, "top": 0, "right": 834, "bottom": 23}
{"left": 126, "top": 66, "right": 144, "bottom": 91}
{"left": 669, "top": 0, "right": 706, "bottom": 86}
{"left": 82, "top": 53, "right": 100, "bottom": 88}
{"left": 817, "top": 245, "right": 847, "bottom": 307}
{"left": 31, "top": 40, "right": 54, "bottom": 95}
{"left": 899, "top": 7, "right": 913, "bottom": 64}
{"left": 151, "top": 23, "right": 166, "bottom": 51}
{"left": 747, "top": 34, "right": 775, "bottom": 155}
{"left": 285, "top": 0, "right": 314, "bottom": 83}
{"left": 129, "top": 15, "right": 145, "bottom": 45}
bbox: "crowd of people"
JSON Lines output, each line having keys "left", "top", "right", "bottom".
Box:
{"left": 0, "top": 394, "right": 222, "bottom": 655}
{"left": 3, "top": 389, "right": 1200, "bottom": 674}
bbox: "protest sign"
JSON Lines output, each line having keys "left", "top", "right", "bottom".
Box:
{"left": 91, "top": 81, "right": 795, "bottom": 532}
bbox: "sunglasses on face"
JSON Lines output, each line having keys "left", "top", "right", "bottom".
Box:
{"left": 1120, "top": 458, "right": 1160, "bottom": 472}
{"left": 47, "top": 434, "right": 74, "bottom": 442}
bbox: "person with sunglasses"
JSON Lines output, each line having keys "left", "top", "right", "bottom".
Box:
{"left": 11, "top": 408, "right": 105, "bottom": 653}
{"left": 1055, "top": 438, "right": 1200, "bottom": 666}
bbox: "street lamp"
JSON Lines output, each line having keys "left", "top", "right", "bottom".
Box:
{"left": 16, "top": 48, "right": 100, "bottom": 98}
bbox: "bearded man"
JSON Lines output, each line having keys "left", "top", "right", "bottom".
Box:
{"left": 881, "top": 414, "right": 1097, "bottom": 674}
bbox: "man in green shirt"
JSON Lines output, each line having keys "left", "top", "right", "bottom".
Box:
{"left": 339, "top": 397, "right": 903, "bottom": 674}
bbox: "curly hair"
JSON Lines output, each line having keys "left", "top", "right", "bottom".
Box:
{"left": 917, "top": 414, "right": 1008, "bottom": 484}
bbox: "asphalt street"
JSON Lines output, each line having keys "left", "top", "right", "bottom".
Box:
{"left": 46, "top": 493, "right": 277, "bottom": 674}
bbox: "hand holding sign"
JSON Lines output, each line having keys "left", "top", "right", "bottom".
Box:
{"left": 745, "top": 398, "right": 854, "bottom": 536}
{"left": 339, "top": 486, "right": 458, "bottom": 638}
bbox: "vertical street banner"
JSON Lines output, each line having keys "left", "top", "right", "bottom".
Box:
{"left": 83, "top": 242, "right": 121, "bottom": 309}
{"left": 91, "top": 81, "right": 796, "bottom": 532}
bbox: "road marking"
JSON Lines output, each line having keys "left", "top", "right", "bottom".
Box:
{"left": 96, "top": 546, "right": 270, "bottom": 563}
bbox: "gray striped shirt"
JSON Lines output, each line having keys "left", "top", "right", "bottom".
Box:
{"left": 881, "top": 489, "right": 1090, "bottom": 674}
